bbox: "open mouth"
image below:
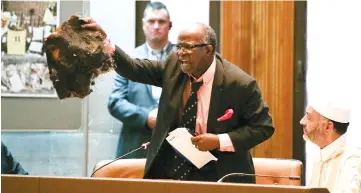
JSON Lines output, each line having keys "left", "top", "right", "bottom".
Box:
{"left": 180, "top": 60, "right": 189, "bottom": 65}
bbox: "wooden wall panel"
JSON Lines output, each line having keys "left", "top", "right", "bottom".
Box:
{"left": 221, "top": 1, "right": 252, "bottom": 73}
{"left": 221, "top": 1, "right": 294, "bottom": 159}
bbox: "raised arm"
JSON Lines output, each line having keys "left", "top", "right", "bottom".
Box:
{"left": 81, "top": 17, "right": 166, "bottom": 87}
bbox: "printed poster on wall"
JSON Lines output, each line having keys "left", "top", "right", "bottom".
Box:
{"left": 1, "top": 0, "right": 60, "bottom": 98}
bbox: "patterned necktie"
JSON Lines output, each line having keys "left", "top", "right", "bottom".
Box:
{"left": 180, "top": 81, "right": 203, "bottom": 133}
{"left": 170, "top": 80, "right": 203, "bottom": 180}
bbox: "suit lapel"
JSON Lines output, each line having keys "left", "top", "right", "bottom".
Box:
{"left": 162, "top": 67, "right": 187, "bottom": 133}
{"left": 207, "top": 54, "right": 225, "bottom": 133}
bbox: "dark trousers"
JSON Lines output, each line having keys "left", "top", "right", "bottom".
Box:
{"left": 147, "top": 143, "right": 255, "bottom": 184}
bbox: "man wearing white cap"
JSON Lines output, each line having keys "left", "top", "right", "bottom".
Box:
{"left": 300, "top": 102, "right": 361, "bottom": 193}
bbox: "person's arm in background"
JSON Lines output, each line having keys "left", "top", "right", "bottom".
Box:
{"left": 1, "top": 142, "right": 28, "bottom": 175}
{"left": 108, "top": 74, "right": 155, "bottom": 129}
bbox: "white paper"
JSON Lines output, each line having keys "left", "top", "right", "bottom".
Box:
{"left": 166, "top": 127, "right": 218, "bottom": 169}
{"left": 28, "top": 41, "right": 43, "bottom": 53}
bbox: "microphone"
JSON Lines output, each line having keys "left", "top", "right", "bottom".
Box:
{"left": 217, "top": 172, "right": 301, "bottom": 182}
{"left": 90, "top": 142, "right": 150, "bottom": 177}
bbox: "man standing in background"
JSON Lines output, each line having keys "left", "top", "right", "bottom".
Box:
{"left": 108, "top": 2, "right": 173, "bottom": 158}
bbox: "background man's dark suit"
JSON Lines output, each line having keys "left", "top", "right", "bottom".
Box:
{"left": 113, "top": 46, "right": 274, "bottom": 183}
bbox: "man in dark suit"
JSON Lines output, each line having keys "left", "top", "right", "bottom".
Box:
{"left": 108, "top": 2, "right": 173, "bottom": 158}
{"left": 82, "top": 20, "right": 274, "bottom": 183}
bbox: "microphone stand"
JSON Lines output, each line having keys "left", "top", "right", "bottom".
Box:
{"left": 90, "top": 142, "right": 150, "bottom": 177}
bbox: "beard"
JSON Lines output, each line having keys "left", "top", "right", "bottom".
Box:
{"left": 303, "top": 125, "right": 324, "bottom": 146}
{"left": 303, "top": 133, "right": 312, "bottom": 142}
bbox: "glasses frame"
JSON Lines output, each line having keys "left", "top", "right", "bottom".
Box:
{"left": 175, "top": 43, "right": 211, "bottom": 52}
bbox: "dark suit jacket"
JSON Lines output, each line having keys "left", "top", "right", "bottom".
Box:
{"left": 113, "top": 46, "right": 274, "bottom": 183}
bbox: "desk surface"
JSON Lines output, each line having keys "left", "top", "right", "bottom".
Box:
{"left": 1, "top": 175, "right": 329, "bottom": 193}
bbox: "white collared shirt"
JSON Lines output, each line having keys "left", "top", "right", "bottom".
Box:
{"left": 188, "top": 56, "right": 235, "bottom": 152}
{"left": 145, "top": 42, "right": 170, "bottom": 61}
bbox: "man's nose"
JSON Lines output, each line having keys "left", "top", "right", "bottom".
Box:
{"left": 300, "top": 117, "right": 305, "bottom": 126}
{"left": 153, "top": 22, "right": 159, "bottom": 29}
{"left": 176, "top": 49, "right": 187, "bottom": 56}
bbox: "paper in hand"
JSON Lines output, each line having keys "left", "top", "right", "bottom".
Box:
{"left": 166, "top": 127, "right": 218, "bottom": 169}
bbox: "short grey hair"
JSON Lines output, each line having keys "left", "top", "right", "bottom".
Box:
{"left": 203, "top": 25, "right": 217, "bottom": 54}
{"left": 195, "top": 23, "right": 217, "bottom": 54}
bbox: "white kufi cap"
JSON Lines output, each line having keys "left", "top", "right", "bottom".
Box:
{"left": 312, "top": 101, "right": 350, "bottom": 123}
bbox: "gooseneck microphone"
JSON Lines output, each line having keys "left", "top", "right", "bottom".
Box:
{"left": 217, "top": 172, "right": 301, "bottom": 182}
{"left": 90, "top": 142, "right": 150, "bottom": 177}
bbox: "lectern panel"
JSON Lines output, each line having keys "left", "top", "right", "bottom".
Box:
{"left": 1, "top": 175, "right": 329, "bottom": 193}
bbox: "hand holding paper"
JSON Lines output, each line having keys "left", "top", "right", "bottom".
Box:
{"left": 166, "top": 128, "right": 218, "bottom": 169}
{"left": 191, "top": 133, "right": 220, "bottom": 151}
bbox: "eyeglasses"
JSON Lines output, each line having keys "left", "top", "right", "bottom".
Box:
{"left": 175, "top": 43, "right": 210, "bottom": 52}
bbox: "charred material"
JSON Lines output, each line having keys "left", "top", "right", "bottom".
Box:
{"left": 45, "top": 15, "right": 115, "bottom": 99}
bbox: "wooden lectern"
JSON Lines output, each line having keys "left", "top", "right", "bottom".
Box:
{"left": 1, "top": 174, "right": 329, "bottom": 193}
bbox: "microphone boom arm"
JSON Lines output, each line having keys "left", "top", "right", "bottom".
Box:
{"left": 217, "top": 173, "right": 301, "bottom": 182}
{"left": 90, "top": 142, "right": 150, "bottom": 177}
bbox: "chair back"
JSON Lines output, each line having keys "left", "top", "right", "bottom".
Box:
{"left": 93, "top": 157, "right": 302, "bottom": 186}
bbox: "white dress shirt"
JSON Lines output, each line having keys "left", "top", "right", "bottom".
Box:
{"left": 187, "top": 56, "right": 235, "bottom": 152}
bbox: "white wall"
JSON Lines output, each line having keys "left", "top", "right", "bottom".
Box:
{"left": 90, "top": 0, "right": 135, "bottom": 53}
{"left": 86, "top": 0, "right": 135, "bottom": 144}
{"left": 306, "top": 0, "right": 361, "bottom": 184}
{"left": 86, "top": 0, "right": 136, "bottom": 175}
{"left": 152, "top": 0, "right": 210, "bottom": 43}
{"left": 88, "top": 0, "right": 135, "bottom": 119}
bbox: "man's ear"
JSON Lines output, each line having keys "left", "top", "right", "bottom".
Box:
{"left": 169, "top": 21, "right": 173, "bottom": 30}
{"left": 142, "top": 18, "right": 147, "bottom": 31}
{"left": 205, "top": 45, "right": 214, "bottom": 55}
{"left": 325, "top": 120, "right": 334, "bottom": 134}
